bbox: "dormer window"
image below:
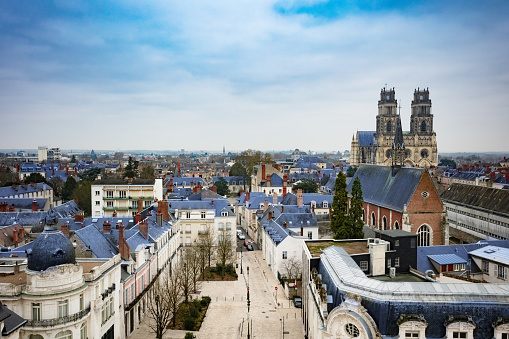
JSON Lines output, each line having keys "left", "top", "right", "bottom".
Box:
{"left": 221, "top": 211, "right": 228, "bottom": 217}
{"left": 201, "top": 211, "right": 206, "bottom": 219}
{"left": 323, "top": 201, "right": 328, "bottom": 209}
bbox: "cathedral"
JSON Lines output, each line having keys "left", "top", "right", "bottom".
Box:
{"left": 350, "top": 87, "right": 438, "bottom": 167}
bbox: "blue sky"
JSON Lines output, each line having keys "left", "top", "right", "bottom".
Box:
{"left": 0, "top": 0, "right": 508, "bottom": 152}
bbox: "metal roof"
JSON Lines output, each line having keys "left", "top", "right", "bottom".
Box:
{"left": 469, "top": 245, "right": 509, "bottom": 266}
{"left": 427, "top": 254, "right": 467, "bottom": 265}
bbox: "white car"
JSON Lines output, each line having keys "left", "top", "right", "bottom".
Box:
{"left": 237, "top": 233, "right": 245, "bottom": 240}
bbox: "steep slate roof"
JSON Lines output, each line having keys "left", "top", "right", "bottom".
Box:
{"left": 169, "top": 199, "right": 235, "bottom": 217}
{"left": 281, "top": 193, "right": 333, "bottom": 207}
{"left": 74, "top": 225, "right": 119, "bottom": 258}
{"left": 263, "top": 219, "right": 289, "bottom": 245}
{"left": 357, "top": 131, "right": 376, "bottom": 147}
{"left": 346, "top": 164, "right": 424, "bottom": 212}
{"left": 0, "top": 198, "right": 47, "bottom": 210}
{"left": 188, "top": 188, "right": 224, "bottom": 200}
{"left": 0, "top": 304, "right": 26, "bottom": 335}
{"left": 0, "top": 183, "right": 52, "bottom": 198}
{"left": 441, "top": 183, "right": 509, "bottom": 216}
{"left": 260, "top": 173, "right": 283, "bottom": 187}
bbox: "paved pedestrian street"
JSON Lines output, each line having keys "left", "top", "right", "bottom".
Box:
{"left": 130, "top": 250, "right": 304, "bottom": 339}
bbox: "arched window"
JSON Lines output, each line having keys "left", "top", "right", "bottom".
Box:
{"left": 362, "top": 209, "right": 365, "bottom": 222}
{"left": 80, "top": 323, "right": 87, "bottom": 339}
{"left": 382, "top": 216, "right": 387, "bottom": 230}
{"left": 56, "top": 330, "right": 72, "bottom": 339}
{"left": 386, "top": 121, "right": 392, "bottom": 132}
{"left": 421, "top": 121, "right": 427, "bottom": 132}
{"left": 394, "top": 221, "right": 399, "bottom": 230}
{"left": 371, "top": 213, "right": 376, "bottom": 227}
{"left": 29, "top": 335, "right": 44, "bottom": 339}
{"left": 417, "top": 224, "right": 431, "bottom": 246}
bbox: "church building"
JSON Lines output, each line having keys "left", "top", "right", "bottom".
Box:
{"left": 350, "top": 87, "right": 438, "bottom": 167}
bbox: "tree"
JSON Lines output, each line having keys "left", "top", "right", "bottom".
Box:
{"left": 146, "top": 278, "right": 173, "bottom": 339}
{"left": 235, "top": 150, "right": 273, "bottom": 177}
{"left": 330, "top": 172, "right": 348, "bottom": 239}
{"left": 23, "top": 173, "right": 46, "bottom": 183}
{"left": 348, "top": 178, "right": 365, "bottom": 239}
{"left": 62, "top": 177, "right": 78, "bottom": 201}
{"left": 183, "top": 248, "right": 202, "bottom": 293}
{"left": 124, "top": 156, "right": 139, "bottom": 178}
{"left": 166, "top": 264, "right": 182, "bottom": 327}
{"left": 179, "top": 260, "right": 194, "bottom": 304}
{"left": 346, "top": 166, "right": 358, "bottom": 177}
{"left": 215, "top": 177, "right": 229, "bottom": 196}
{"left": 74, "top": 181, "right": 92, "bottom": 216}
{"left": 90, "top": 150, "right": 97, "bottom": 161}
{"left": 196, "top": 225, "right": 215, "bottom": 270}
{"left": 47, "top": 176, "right": 65, "bottom": 197}
{"left": 229, "top": 162, "right": 247, "bottom": 177}
{"left": 70, "top": 155, "right": 77, "bottom": 163}
{"left": 79, "top": 167, "right": 101, "bottom": 182}
{"left": 140, "top": 165, "right": 156, "bottom": 179}
{"left": 292, "top": 179, "right": 318, "bottom": 193}
{"left": 280, "top": 257, "right": 302, "bottom": 281}
{"left": 439, "top": 158, "right": 457, "bottom": 169}
{"left": 216, "top": 229, "right": 235, "bottom": 279}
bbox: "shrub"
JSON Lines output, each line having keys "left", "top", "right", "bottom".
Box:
{"left": 184, "top": 317, "right": 196, "bottom": 331}
{"left": 201, "top": 296, "right": 211, "bottom": 306}
{"left": 190, "top": 306, "right": 199, "bottom": 319}
{"left": 184, "top": 332, "right": 194, "bottom": 339}
{"left": 209, "top": 266, "right": 216, "bottom": 273}
{"left": 193, "top": 299, "right": 202, "bottom": 311}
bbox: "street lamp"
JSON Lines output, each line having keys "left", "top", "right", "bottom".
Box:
{"left": 240, "top": 243, "right": 243, "bottom": 274}
{"left": 247, "top": 266, "right": 250, "bottom": 312}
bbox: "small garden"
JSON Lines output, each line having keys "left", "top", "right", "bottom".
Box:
{"left": 171, "top": 296, "right": 211, "bottom": 331}
{"left": 200, "top": 263, "right": 238, "bottom": 281}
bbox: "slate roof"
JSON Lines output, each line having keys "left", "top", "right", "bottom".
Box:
{"left": 281, "top": 193, "right": 333, "bottom": 207}
{"left": 188, "top": 188, "right": 224, "bottom": 200}
{"left": 236, "top": 192, "right": 266, "bottom": 206}
{"left": 427, "top": 254, "right": 467, "bottom": 265}
{"left": 260, "top": 173, "right": 284, "bottom": 187}
{"left": 0, "top": 198, "right": 47, "bottom": 210}
{"left": 0, "top": 200, "right": 79, "bottom": 229}
{"left": 346, "top": 164, "right": 424, "bottom": 212}
{"left": 295, "top": 156, "right": 326, "bottom": 164}
{"left": 441, "top": 183, "right": 509, "bottom": 216}
{"left": 168, "top": 199, "right": 235, "bottom": 217}
{"left": 0, "top": 304, "right": 26, "bottom": 335}
{"left": 164, "top": 177, "right": 205, "bottom": 186}
{"left": 212, "top": 176, "right": 246, "bottom": 185}
{"left": 246, "top": 195, "right": 280, "bottom": 210}
{"left": 357, "top": 131, "right": 376, "bottom": 147}
{"left": 74, "top": 225, "right": 119, "bottom": 258}
{"left": 263, "top": 219, "right": 289, "bottom": 245}
{"left": 469, "top": 245, "right": 509, "bottom": 266}
{"left": 0, "top": 183, "right": 52, "bottom": 198}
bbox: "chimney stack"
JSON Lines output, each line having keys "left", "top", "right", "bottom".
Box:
{"left": 19, "top": 226, "right": 24, "bottom": 240}
{"left": 261, "top": 163, "right": 266, "bottom": 181}
{"left": 13, "top": 227, "right": 18, "bottom": 248}
{"left": 211, "top": 199, "right": 214, "bottom": 206}
{"left": 156, "top": 211, "right": 163, "bottom": 227}
{"left": 273, "top": 192, "right": 278, "bottom": 205}
{"left": 139, "top": 219, "right": 149, "bottom": 240}
{"left": 9, "top": 204, "right": 14, "bottom": 212}
{"left": 32, "top": 199, "right": 37, "bottom": 212}
{"left": 137, "top": 197, "right": 143, "bottom": 214}
{"left": 118, "top": 223, "right": 130, "bottom": 260}
{"left": 283, "top": 222, "right": 287, "bottom": 228}
{"left": 75, "top": 212, "right": 84, "bottom": 223}
{"left": 268, "top": 211, "right": 272, "bottom": 220}
{"left": 281, "top": 205, "right": 284, "bottom": 213}
{"left": 266, "top": 174, "right": 271, "bottom": 187}
{"left": 135, "top": 212, "right": 141, "bottom": 224}
{"left": 300, "top": 222, "right": 304, "bottom": 236}
{"left": 61, "top": 222, "right": 70, "bottom": 237}
{"left": 103, "top": 221, "right": 111, "bottom": 234}
{"left": 264, "top": 200, "right": 268, "bottom": 211}
{"left": 210, "top": 185, "right": 217, "bottom": 193}
{"left": 158, "top": 200, "right": 169, "bottom": 222}
{"left": 297, "top": 189, "right": 304, "bottom": 208}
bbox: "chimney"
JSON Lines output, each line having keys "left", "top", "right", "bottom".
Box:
{"left": 266, "top": 174, "right": 271, "bottom": 187}
{"left": 283, "top": 175, "right": 288, "bottom": 198}
{"left": 75, "top": 212, "right": 84, "bottom": 223}
{"left": 281, "top": 205, "right": 284, "bottom": 213}
{"left": 31, "top": 199, "right": 37, "bottom": 212}
{"left": 156, "top": 211, "right": 163, "bottom": 227}
{"left": 13, "top": 227, "right": 18, "bottom": 248}
{"left": 273, "top": 192, "right": 278, "bottom": 205}
{"left": 261, "top": 163, "right": 266, "bottom": 180}
{"left": 297, "top": 189, "right": 303, "bottom": 208}
{"left": 300, "top": 222, "right": 304, "bottom": 236}
{"left": 158, "top": 200, "right": 169, "bottom": 222}
{"left": 66, "top": 165, "right": 69, "bottom": 175}
{"left": 119, "top": 223, "right": 130, "bottom": 260}
{"left": 274, "top": 164, "right": 279, "bottom": 170}
{"left": 137, "top": 197, "right": 143, "bottom": 214}
{"left": 268, "top": 211, "right": 272, "bottom": 220}
{"left": 210, "top": 185, "right": 217, "bottom": 193}
{"left": 139, "top": 219, "right": 149, "bottom": 240}
{"left": 490, "top": 172, "right": 496, "bottom": 180}
{"left": 193, "top": 186, "right": 199, "bottom": 193}
{"left": 244, "top": 192, "right": 250, "bottom": 204}
{"left": 135, "top": 212, "right": 141, "bottom": 224}
{"left": 211, "top": 199, "right": 214, "bottom": 206}
{"left": 112, "top": 210, "right": 117, "bottom": 217}
{"left": 19, "top": 226, "right": 24, "bottom": 240}
{"left": 9, "top": 204, "right": 14, "bottom": 212}
{"left": 264, "top": 200, "right": 268, "bottom": 211}
{"left": 61, "top": 222, "right": 70, "bottom": 237}
{"left": 103, "top": 221, "right": 111, "bottom": 234}
{"left": 0, "top": 202, "right": 6, "bottom": 212}
{"left": 283, "top": 222, "right": 287, "bottom": 228}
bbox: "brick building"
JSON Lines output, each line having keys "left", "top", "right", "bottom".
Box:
{"left": 347, "top": 164, "right": 448, "bottom": 246}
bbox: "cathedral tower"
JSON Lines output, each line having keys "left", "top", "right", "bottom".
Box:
{"left": 410, "top": 88, "right": 433, "bottom": 135}
{"left": 392, "top": 116, "right": 405, "bottom": 166}
{"left": 376, "top": 87, "right": 399, "bottom": 137}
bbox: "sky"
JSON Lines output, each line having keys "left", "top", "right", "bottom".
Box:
{"left": 0, "top": 0, "right": 508, "bottom": 153}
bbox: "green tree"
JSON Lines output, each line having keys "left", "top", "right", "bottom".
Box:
{"left": 140, "top": 165, "right": 156, "bottom": 179}
{"left": 23, "top": 173, "right": 46, "bottom": 183}
{"left": 90, "top": 150, "right": 97, "bottom": 161}
{"left": 348, "top": 178, "right": 365, "bottom": 239}
{"left": 292, "top": 179, "right": 318, "bottom": 193}
{"left": 215, "top": 177, "right": 229, "bottom": 196}
{"left": 229, "top": 163, "right": 247, "bottom": 177}
{"left": 330, "top": 172, "right": 348, "bottom": 239}
{"left": 346, "top": 166, "right": 357, "bottom": 177}
{"left": 62, "top": 177, "right": 78, "bottom": 201}
{"left": 70, "top": 155, "right": 77, "bottom": 163}
{"left": 74, "top": 181, "right": 92, "bottom": 216}
{"left": 439, "top": 159, "right": 456, "bottom": 168}
{"left": 124, "top": 156, "right": 139, "bottom": 178}
{"left": 79, "top": 167, "right": 101, "bottom": 182}
{"left": 47, "top": 176, "right": 65, "bottom": 197}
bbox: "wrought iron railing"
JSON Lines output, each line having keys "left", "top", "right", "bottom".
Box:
{"left": 26, "top": 305, "right": 91, "bottom": 327}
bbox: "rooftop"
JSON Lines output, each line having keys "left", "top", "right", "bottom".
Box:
{"left": 306, "top": 239, "right": 368, "bottom": 257}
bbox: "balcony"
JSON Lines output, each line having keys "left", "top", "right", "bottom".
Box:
{"left": 26, "top": 305, "right": 91, "bottom": 328}
{"left": 103, "top": 196, "right": 153, "bottom": 201}
{"left": 103, "top": 207, "right": 130, "bottom": 211}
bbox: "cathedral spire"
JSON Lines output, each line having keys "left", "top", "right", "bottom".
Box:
{"left": 392, "top": 115, "right": 405, "bottom": 167}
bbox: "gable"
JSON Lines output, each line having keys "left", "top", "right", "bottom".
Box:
{"left": 406, "top": 170, "right": 443, "bottom": 212}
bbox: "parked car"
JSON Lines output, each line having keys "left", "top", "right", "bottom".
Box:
{"left": 293, "top": 297, "right": 302, "bottom": 308}
{"left": 247, "top": 244, "right": 253, "bottom": 251}
{"left": 237, "top": 233, "right": 245, "bottom": 240}
{"left": 244, "top": 239, "right": 251, "bottom": 247}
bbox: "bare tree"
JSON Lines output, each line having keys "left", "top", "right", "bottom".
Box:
{"left": 146, "top": 272, "right": 175, "bottom": 339}
{"left": 281, "top": 256, "right": 302, "bottom": 281}
{"left": 196, "top": 224, "right": 215, "bottom": 270}
{"left": 178, "top": 259, "right": 195, "bottom": 304}
{"left": 216, "top": 229, "right": 236, "bottom": 279}
{"left": 183, "top": 247, "right": 202, "bottom": 293}
{"left": 166, "top": 263, "right": 183, "bottom": 328}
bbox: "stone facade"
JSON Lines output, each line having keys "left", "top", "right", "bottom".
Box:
{"left": 350, "top": 87, "right": 438, "bottom": 167}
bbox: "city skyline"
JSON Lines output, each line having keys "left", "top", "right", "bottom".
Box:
{"left": 1, "top": 1, "right": 508, "bottom": 152}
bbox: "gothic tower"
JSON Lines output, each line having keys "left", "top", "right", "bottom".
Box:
{"left": 410, "top": 88, "right": 433, "bottom": 135}
{"left": 392, "top": 116, "right": 405, "bottom": 166}
{"left": 376, "top": 87, "right": 399, "bottom": 137}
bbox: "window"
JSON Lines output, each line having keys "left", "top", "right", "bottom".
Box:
{"left": 221, "top": 211, "right": 228, "bottom": 217}
{"left": 119, "top": 191, "right": 126, "bottom": 198}
{"left": 394, "top": 221, "right": 399, "bottom": 230}
{"left": 106, "top": 201, "right": 113, "bottom": 208}
{"left": 371, "top": 213, "right": 376, "bottom": 227}
{"left": 58, "top": 300, "right": 68, "bottom": 318}
{"left": 95, "top": 201, "right": 100, "bottom": 206}
{"left": 502, "top": 333, "right": 509, "bottom": 339}
{"left": 387, "top": 120, "right": 392, "bottom": 132}
{"left": 186, "top": 212, "right": 190, "bottom": 218}
{"left": 453, "top": 263, "right": 465, "bottom": 271}
{"left": 132, "top": 200, "right": 138, "bottom": 209}
{"left": 226, "top": 222, "right": 231, "bottom": 230}
{"left": 101, "top": 295, "right": 114, "bottom": 324}
{"left": 417, "top": 224, "right": 431, "bottom": 246}
{"left": 323, "top": 201, "right": 328, "bottom": 209}
{"left": 185, "top": 237, "right": 191, "bottom": 247}
{"left": 405, "top": 333, "right": 419, "bottom": 338}
{"left": 395, "top": 240, "right": 400, "bottom": 247}
{"left": 32, "top": 302, "right": 41, "bottom": 321}
{"left": 308, "top": 231, "right": 312, "bottom": 239}
{"left": 144, "top": 200, "right": 151, "bottom": 208}
{"left": 131, "top": 285, "right": 135, "bottom": 301}
{"left": 80, "top": 293, "right": 84, "bottom": 311}
{"left": 387, "top": 258, "right": 391, "bottom": 267}
{"left": 218, "top": 223, "right": 224, "bottom": 231}
{"left": 345, "top": 323, "right": 360, "bottom": 337}
{"left": 496, "top": 264, "right": 508, "bottom": 280}
{"left": 80, "top": 323, "right": 87, "bottom": 339}
{"left": 282, "top": 251, "right": 287, "bottom": 259}
{"left": 56, "top": 330, "right": 72, "bottom": 339}
{"left": 95, "top": 191, "right": 100, "bottom": 196}
{"left": 453, "top": 333, "right": 467, "bottom": 338}
{"left": 201, "top": 212, "right": 206, "bottom": 219}
{"left": 106, "top": 191, "right": 113, "bottom": 198}
{"left": 395, "top": 257, "right": 400, "bottom": 267}
{"left": 382, "top": 216, "right": 387, "bottom": 230}
{"left": 360, "top": 261, "right": 368, "bottom": 271}
{"left": 421, "top": 121, "right": 427, "bottom": 132}
{"left": 185, "top": 224, "right": 191, "bottom": 233}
